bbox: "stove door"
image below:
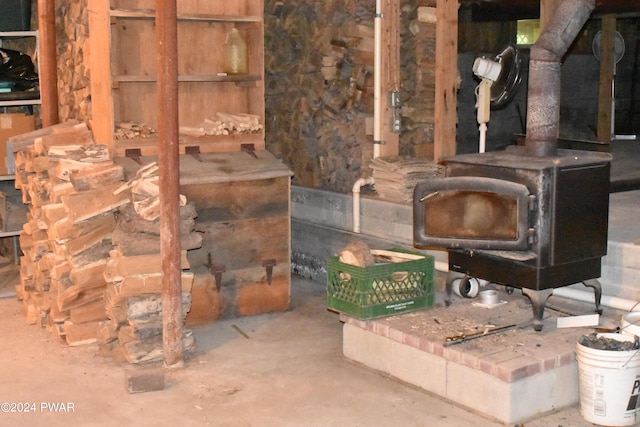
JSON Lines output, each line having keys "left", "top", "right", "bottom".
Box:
{"left": 413, "top": 177, "right": 533, "bottom": 251}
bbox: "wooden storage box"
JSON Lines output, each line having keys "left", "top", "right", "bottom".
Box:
{"left": 116, "top": 149, "right": 292, "bottom": 322}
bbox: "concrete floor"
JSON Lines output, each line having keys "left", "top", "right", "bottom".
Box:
{"left": 2, "top": 138, "right": 637, "bottom": 425}
{"left": 0, "top": 274, "right": 594, "bottom": 427}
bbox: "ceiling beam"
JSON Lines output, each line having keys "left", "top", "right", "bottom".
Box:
{"left": 460, "top": 0, "right": 640, "bottom": 21}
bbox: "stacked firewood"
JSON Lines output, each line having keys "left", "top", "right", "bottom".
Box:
{"left": 9, "top": 121, "right": 199, "bottom": 363}
{"left": 98, "top": 163, "right": 201, "bottom": 363}
{"left": 179, "top": 112, "right": 263, "bottom": 137}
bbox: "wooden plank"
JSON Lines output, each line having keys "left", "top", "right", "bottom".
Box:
{"left": 379, "top": 0, "right": 400, "bottom": 157}
{"left": 87, "top": 0, "right": 116, "bottom": 152}
{"left": 597, "top": 15, "right": 616, "bottom": 143}
{"left": 434, "top": 0, "right": 458, "bottom": 162}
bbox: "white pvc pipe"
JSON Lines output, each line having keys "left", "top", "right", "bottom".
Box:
{"left": 352, "top": 177, "right": 375, "bottom": 233}
{"left": 553, "top": 287, "right": 640, "bottom": 313}
{"left": 478, "top": 123, "right": 487, "bottom": 153}
{"left": 373, "top": 0, "right": 382, "bottom": 159}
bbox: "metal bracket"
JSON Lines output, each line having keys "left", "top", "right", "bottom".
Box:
{"left": 389, "top": 91, "right": 402, "bottom": 133}
{"left": 241, "top": 143, "right": 257, "bottom": 158}
{"left": 125, "top": 148, "right": 142, "bottom": 165}
{"left": 206, "top": 253, "right": 226, "bottom": 291}
{"left": 262, "top": 259, "right": 277, "bottom": 285}
{"left": 185, "top": 145, "right": 202, "bottom": 162}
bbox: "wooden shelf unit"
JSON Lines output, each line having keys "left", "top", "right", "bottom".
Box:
{"left": 88, "top": 0, "right": 265, "bottom": 154}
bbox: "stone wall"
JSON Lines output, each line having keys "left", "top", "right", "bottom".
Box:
{"left": 264, "top": 0, "right": 437, "bottom": 193}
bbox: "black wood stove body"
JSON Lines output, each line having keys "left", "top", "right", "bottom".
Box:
{"left": 413, "top": 146, "right": 612, "bottom": 330}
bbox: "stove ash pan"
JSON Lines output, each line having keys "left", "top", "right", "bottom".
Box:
{"left": 412, "top": 147, "right": 612, "bottom": 331}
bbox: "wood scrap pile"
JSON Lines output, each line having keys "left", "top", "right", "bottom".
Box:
{"left": 9, "top": 120, "right": 199, "bottom": 363}
{"left": 369, "top": 156, "right": 444, "bottom": 203}
{"left": 179, "top": 112, "right": 263, "bottom": 137}
{"left": 114, "top": 122, "right": 157, "bottom": 140}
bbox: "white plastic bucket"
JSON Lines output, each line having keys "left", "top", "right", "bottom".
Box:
{"left": 576, "top": 333, "right": 640, "bottom": 426}
{"left": 622, "top": 312, "right": 640, "bottom": 337}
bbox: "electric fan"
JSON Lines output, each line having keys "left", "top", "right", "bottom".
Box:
{"left": 472, "top": 44, "right": 523, "bottom": 152}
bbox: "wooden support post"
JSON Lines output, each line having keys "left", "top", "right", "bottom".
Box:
{"left": 156, "top": 0, "right": 183, "bottom": 367}
{"left": 37, "top": 0, "right": 59, "bottom": 127}
{"left": 433, "top": 0, "right": 458, "bottom": 163}
{"left": 597, "top": 15, "right": 616, "bottom": 143}
{"left": 378, "top": 0, "right": 400, "bottom": 157}
{"left": 87, "top": 0, "right": 115, "bottom": 154}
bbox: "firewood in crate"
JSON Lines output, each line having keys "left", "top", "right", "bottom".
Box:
{"left": 339, "top": 240, "right": 375, "bottom": 267}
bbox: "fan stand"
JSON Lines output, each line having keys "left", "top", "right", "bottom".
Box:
{"left": 476, "top": 78, "right": 492, "bottom": 153}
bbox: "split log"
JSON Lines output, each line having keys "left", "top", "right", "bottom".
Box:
{"left": 69, "top": 163, "right": 125, "bottom": 191}
{"left": 70, "top": 297, "right": 108, "bottom": 324}
{"left": 61, "top": 182, "right": 130, "bottom": 223}
{"left": 6, "top": 120, "right": 87, "bottom": 154}
{"left": 34, "top": 128, "right": 94, "bottom": 155}
{"left": 339, "top": 240, "right": 375, "bottom": 267}
{"left": 121, "top": 329, "right": 195, "bottom": 364}
{"left": 63, "top": 319, "right": 101, "bottom": 346}
{"left": 49, "top": 213, "right": 115, "bottom": 242}
{"left": 110, "top": 229, "right": 202, "bottom": 256}
{"left": 104, "top": 250, "right": 191, "bottom": 282}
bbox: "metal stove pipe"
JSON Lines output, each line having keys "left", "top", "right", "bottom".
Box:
{"left": 524, "top": 0, "right": 595, "bottom": 157}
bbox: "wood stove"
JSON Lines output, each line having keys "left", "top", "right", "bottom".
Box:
{"left": 413, "top": 147, "right": 611, "bottom": 330}
{"left": 412, "top": 0, "right": 608, "bottom": 330}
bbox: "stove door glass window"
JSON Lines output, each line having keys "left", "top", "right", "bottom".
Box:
{"left": 413, "top": 177, "right": 532, "bottom": 251}
{"left": 423, "top": 190, "right": 517, "bottom": 240}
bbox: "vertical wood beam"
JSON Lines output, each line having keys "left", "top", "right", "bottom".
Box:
{"left": 87, "top": 0, "right": 115, "bottom": 153}
{"left": 597, "top": 15, "right": 616, "bottom": 143}
{"left": 156, "top": 0, "right": 183, "bottom": 367}
{"left": 37, "top": 0, "right": 59, "bottom": 127}
{"left": 434, "top": 0, "right": 458, "bottom": 162}
{"left": 379, "top": 0, "right": 400, "bottom": 157}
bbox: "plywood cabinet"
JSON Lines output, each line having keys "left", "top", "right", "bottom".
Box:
{"left": 88, "top": 0, "right": 265, "bottom": 155}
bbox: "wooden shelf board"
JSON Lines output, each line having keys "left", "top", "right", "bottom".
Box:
{"left": 113, "top": 74, "right": 261, "bottom": 83}
{"left": 110, "top": 8, "right": 262, "bottom": 23}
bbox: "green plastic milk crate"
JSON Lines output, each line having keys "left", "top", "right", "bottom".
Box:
{"left": 326, "top": 249, "right": 435, "bottom": 319}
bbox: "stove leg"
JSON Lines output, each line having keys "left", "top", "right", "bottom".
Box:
{"left": 581, "top": 279, "right": 603, "bottom": 315}
{"left": 445, "top": 272, "right": 466, "bottom": 307}
{"left": 522, "top": 288, "right": 554, "bottom": 332}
